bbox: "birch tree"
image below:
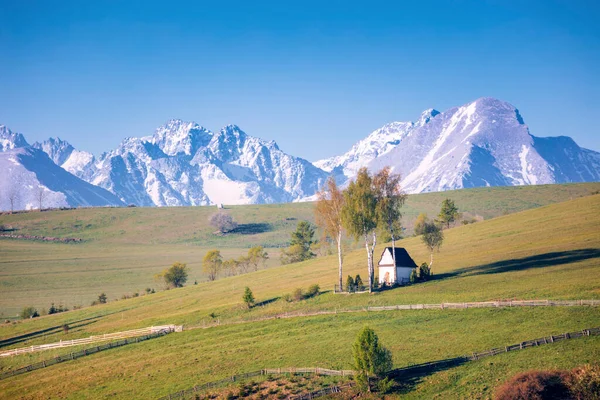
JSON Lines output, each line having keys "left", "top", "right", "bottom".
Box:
{"left": 342, "top": 168, "right": 378, "bottom": 292}
{"left": 374, "top": 166, "right": 407, "bottom": 269}
{"left": 314, "top": 176, "right": 345, "bottom": 289}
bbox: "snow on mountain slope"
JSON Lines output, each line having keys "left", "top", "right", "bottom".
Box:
{"left": 0, "top": 147, "right": 124, "bottom": 210}
{"left": 0, "top": 125, "right": 29, "bottom": 151}
{"left": 58, "top": 120, "right": 329, "bottom": 206}
{"left": 368, "top": 97, "right": 599, "bottom": 193}
{"left": 314, "top": 109, "right": 440, "bottom": 180}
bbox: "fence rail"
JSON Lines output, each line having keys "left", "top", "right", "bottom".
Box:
{"left": 184, "top": 299, "right": 600, "bottom": 331}
{"left": 157, "top": 368, "right": 356, "bottom": 400}
{"left": 158, "top": 325, "right": 599, "bottom": 400}
{"left": 0, "top": 325, "right": 181, "bottom": 357}
{"left": 0, "top": 329, "right": 173, "bottom": 381}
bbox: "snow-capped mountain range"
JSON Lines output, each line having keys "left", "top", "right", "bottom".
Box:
{"left": 1, "top": 97, "right": 598, "bottom": 211}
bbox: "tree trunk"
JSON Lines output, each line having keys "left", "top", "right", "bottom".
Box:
{"left": 391, "top": 228, "right": 396, "bottom": 282}
{"left": 337, "top": 229, "right": 343, "bottom": 290}
{"left": 364, "top": 233, "right": 372, "bottom": 293}
{"left": 429, "top": 251, "right": 434, "bottom": 275}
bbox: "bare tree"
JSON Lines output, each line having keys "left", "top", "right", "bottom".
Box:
{"left": 209, "top": 212, "right": 238, "bottom": 234}
{"left": 7, "top": 187, "right": 19, "bottom": 213}
{"left": 314, "top": 176, "right": 345, "bottom": 289}
{"left": 37, "top": 186, "right": 46, "bottom": 211}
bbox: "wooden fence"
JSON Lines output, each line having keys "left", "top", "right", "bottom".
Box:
{"left": 0, "top": 325, "right": 181, "bottom": 357}
{"left": 0, "top": 329, "right": 173, "bottom": 381}
{"left": 157, "top": 368, "right": 356, "bottom": 400}
{"left": 158, "top": 325, "right": 599, "bottom": 400}
{"left": 184, "top": 299, "right": 600, "bottom": 331}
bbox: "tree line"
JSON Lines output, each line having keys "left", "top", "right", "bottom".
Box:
{"left": 314, "top": 167, "right": 462, "bottom": 292}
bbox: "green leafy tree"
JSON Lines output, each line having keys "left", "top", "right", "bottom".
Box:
{"left": 352, "top": 326, "right": 394, "bottom": 392}
{"left": 203, "top": 251, "right": 222, "bottom": 281}
{"left": 158, "top": 262, "right": 189, "bottom": 288}
{"left": 438, "top": 198, "right": 460, "bottom": 229}
{"left": 242, "top": 287, "right": 255, "bottom": 308}
{"left": 413, "top": 213, "right": 428, "bottom": 235}
{"left": 223, "top": 259, "right": 239, "bottom": 277}
{"left": 247, "top": 246, "right": 269, "bottom": 271}
{"left": 342, "top": 167, "right": 378, "bottom": 292}
{"left": 346, "top": 275, "right": 355, "bottom": 291}
{"left": 409, "top": 268, "right": 418, "bottom": 284}
{"left": 421, "top": 222, "right": 444, "bottom": 273}
{"left": 419, "top": 262, "right": 431, "bottom": 281}
{"left": 20, "top": 306, "right": 39, "bottom": 319}
{"left": 290, "top": 221, "right": 316, "bottom": 260}
{"left": 315, "top": 176, "right": 346, "bottom": 289}
{"left": 374, "top": 166, "right": 407, "bottom": 269}
{"left": 355, "top": 274, "right": 364, "bottom": 288}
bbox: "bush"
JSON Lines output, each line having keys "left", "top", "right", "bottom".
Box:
{"left": 305, "top": 284, "right": 320, "bottom": 298}
{"left": 346, "top": 275, "right": 355, "bottom": 290}
{"left": 282, "top": 293, "right": 293, "bottom": 302}
{"left": 419, "top": 263, "right": 431, "bottom": 281}
{"left": 292, "top": 288, "right": 304, "bottom": 302}
{"left": 567, "top": 364, "right": 600, "bottom": 400}
{"left": 243, "top": 287, "right": 255, "bottom": 308}
{"left": 409, "top": 268, "right": 418, "bottom": 284}
{"left": 20, "top": 306, "right": 39, "bottom": 319}
{"left": 495, "top": 370, "right": 572, "bottom": 400}
{"left": 376, "top": 377, "right": 395, "bottom": 394}
{"left": 209, "top": 212, "right": 238, "bottom": 234}
{"left": 355, "top": 275, "right": 363, "bottom": 287}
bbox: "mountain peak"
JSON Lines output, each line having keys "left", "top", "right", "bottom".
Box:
{"left": 150, "top": 119, "right": 213, "bottom": 156}
{"left": 0, "top": 125, "right": 30, "bottom": 152}
{"left": 32, "top": 137, "right": 75, "bottom": 166}
{"left": 416, "top": 108, "right": 441, "bottom": 127}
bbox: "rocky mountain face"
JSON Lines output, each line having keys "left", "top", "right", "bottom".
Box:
{"left": 10, "top": 121, "right": 329, "bottom": 207}
{"left": 317, "top": 97, "right": 600, "bottom": 193}
{"left": 1, "top": 97, "right": 598, "bottom": 211}
{"left": 0, "top": 127, "right": 124, "bottom": 210}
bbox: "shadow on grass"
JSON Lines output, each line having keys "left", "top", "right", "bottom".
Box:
{"left": 0, "top": 315, "right": 103, "bottom": 348}
{"left": 431, "top": 248, "right": 600, "bottom": 281}
{"left": 232, "top": 223, "right": 272, "bottom": 235}
{"left": 254, "top": 297, "right": 280, "bottom": 308}
{"left": 387, "top": 356, "right": 470, "bottom": 394}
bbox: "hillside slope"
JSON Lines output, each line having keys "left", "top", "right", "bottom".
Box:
{"left": 0, "top": 194, "right": 599, "bottom": 399}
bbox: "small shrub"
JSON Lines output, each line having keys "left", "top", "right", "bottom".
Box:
{"left": 305, "top": 284, "right": 320, "bottom": 298}
{"left": 419, "top": 263, "right": 430, "bottom": 281}
{"left": 409, "top": 268, "right": 418, "bottom": 284}
{"left": 495, "top": 370, "right": 571, "bottom": 400}
{"left": 567, "top": 364, "right": 600, "bottom": 400}
{"left": 20, "top": 306, "right": 39, "bottom": 319}
{"left": 282, "top": 293, "right": 293, "bottom": 302}
{"left": 208, "top": 312, "right": 217, "bottom": 319}
{"left": 145, "top": 287, "right": 152, "bottom": 294}
{"left": 62, "top": 324, "right": 69, "bottom": 334}
{"left": 376, "top": 377, "right": 395, "bottom": 394}
{"left": 97, "top": 292, "right": 108, "bottom": 304}
{"left": 355, "top": 275, "right": 363, "bottom": 287}
{"left": 346, "top": 275, "right": 355, "bottom": 289}
{"left": 292, "top": 288, "right": 304, "bottom": 302}
{"left": 225, "top": 392, "right": 235, "bottom": 400}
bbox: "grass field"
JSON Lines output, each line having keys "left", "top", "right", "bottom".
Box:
{"left": 0, "top": 182, "right": 599, "bottom": 317}
{"left": 0, "top": 188, "right": 598, "bottom": 398}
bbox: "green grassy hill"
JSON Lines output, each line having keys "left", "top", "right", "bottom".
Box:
{"left": 0, "top": 182, "right": 598, "bottom": 317}
{"left": 0, "top": 191, "right": 599, "bottom": 399}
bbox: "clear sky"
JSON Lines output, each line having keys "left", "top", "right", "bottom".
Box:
{"left": 1, "top": 0, "right": 599, "bottom": 160}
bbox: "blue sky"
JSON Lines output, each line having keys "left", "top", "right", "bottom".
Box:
{"left": 1, "top": 0, "right": 599, "bottom": 160}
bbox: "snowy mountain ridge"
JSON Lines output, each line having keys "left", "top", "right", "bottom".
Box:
{"left": 1, "top": 96, "right": 599, "bottom": 211}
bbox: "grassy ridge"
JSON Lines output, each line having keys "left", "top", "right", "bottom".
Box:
{"left": 0, "top": 193, "right": 599, "bottom": 343}
{"left": 0, "top": 183, "right": 598, "bottom": 317}
{"left": 0, "top": 191, "right": 599, "bottom": 398}
{"left": 1, "top": 308, "right": 599, "bottom": 399}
